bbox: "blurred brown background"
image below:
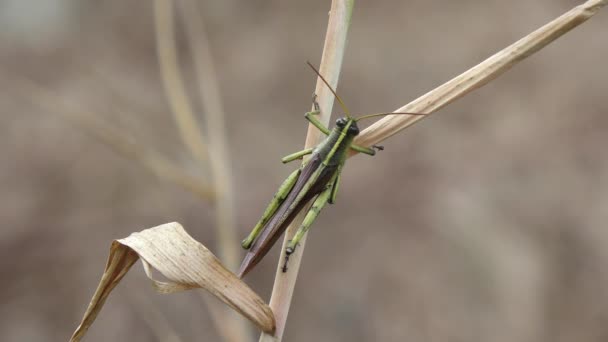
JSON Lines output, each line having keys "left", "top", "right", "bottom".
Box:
{"left": 1, "top": 0, "right": 607, "bottom": 341}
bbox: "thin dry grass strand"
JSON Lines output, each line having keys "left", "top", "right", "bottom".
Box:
{"left": 177, "top": 1, "right": 247, "bottom": 341}
{"left": 70, "top": 222, "right": 275, "bottom": 342}
{"left": 74, "top": 115, "right": 216, "bottom": 200}
{"left": 10, "top": 74, "right": 216, "bottom": 200}
{"left": 127, "top": 288, "right": 185, "bottom": 342}
{"left": 154, "top": 0, "right": 209, "bottom": 165}
{"left": 178, "top": 0, "right": 240, "bottom": 274}
{"left": 197, "top": 294, "right": 248, "bottom": 342}
{"left": 353, "top": 0, "right": 607, "bottom": 151}
{"left": 260, "top": 1, "right": 355, "bottom": 341}
{"left": 156, "top": 1, "right": 246, "bottom": 339}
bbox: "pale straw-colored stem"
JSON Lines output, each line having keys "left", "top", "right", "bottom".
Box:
{"left": 8, "top": 74, "right": 216, "bottom": 200}
{"left": 178, "top": 0, "right": 247, "bottom": 341}
{"left": 259, "top": 1, "right": 355, "bottom": 341}
{"left": 154, "top": 0, "right": 209, "bottom": 165}
{"left": 352, "top": 0, "right": 607, "bottom": 151}
{"left": 154, "top": 0, "right": 246, "bottom": 340}
{"left": 128, "top": 287, "right": 184, "bottom": 342}
{"left": 178, "top": 0, "right": 239, "bottom": 276}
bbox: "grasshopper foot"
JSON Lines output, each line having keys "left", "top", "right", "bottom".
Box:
{"left": 282, "top": 242, "right": 298, "bottom": 272}
{"left": 282, "top": 254, "right": 290, "bottom": 272}
{"left": 312, "top": 93, "right": 320, "bottom": 112}
{"left": 241, "top": 238, "right": 252, "bottom": 250}
{"left": 373, "top": 145, "right": 384, "bottom": 151}
{"left": 285, "top": 239, "right": 298, "bottom": 255}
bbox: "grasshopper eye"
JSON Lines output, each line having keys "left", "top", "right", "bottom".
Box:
{"left": 348, "top": 124, "right": 359, "bottom": 135}
{"left": 335, "top": 118, "right": 347, "bottom": 127}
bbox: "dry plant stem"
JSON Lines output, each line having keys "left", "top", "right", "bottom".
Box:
{"left": 154, "top": 1, "right": 243, "bottom": 340}
{"left": 197, "top": 294, "right": 246, "bottom": 342}
{"left": 69, "top": 114, "right": 216, "bottom": 200}
{"left": 353, "top": 0, "right": 607, "bottom": 151}
{"left": 128, "top": 287, "right": 184, "bottom": 342}
{"left": 178, "top": 0, "right": 239, "bottom": 275}
{"left": 178, "top": 0, "right": 247, "bottom": 341}
{"left": 259, "top": 1, "right": 354, "bottom": 341}
{"left": 154, "top": 0, "right": 209, "bottom": 166}
{"left": 9, "top": 75, "right": 216, "bottom": 200}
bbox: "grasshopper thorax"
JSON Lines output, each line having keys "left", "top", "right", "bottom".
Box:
{"left": 335, "top": 117, "right": 360, "bottom": 136}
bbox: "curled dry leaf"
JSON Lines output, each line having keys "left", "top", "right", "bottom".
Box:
{"left": 70, "top": 222, "right": 275, "bottom": 342}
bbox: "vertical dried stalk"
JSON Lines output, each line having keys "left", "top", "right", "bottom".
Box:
{"left": 178, "top": 0, "right": 247, "bottom": 340}
{"left": 259, "top": 1, "right": 355, "bottom": 341}
{"left": 129, "top": 288, "right": 184, "bottom": 342}
{"left": 154, "top": 0, "right": 245, "bottom": 340}
{"left": 177, "top": 0, "right": 239, "bottom": 275}
{"left": 154, "top": 0, "right": 208, "bottom": 165}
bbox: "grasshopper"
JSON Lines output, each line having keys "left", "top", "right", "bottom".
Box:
{"left": 238, "top": 62, "right": 425, "bottom": 278}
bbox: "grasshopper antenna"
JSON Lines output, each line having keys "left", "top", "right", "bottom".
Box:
{"left": 355, "top": 111, "right": 427, "bottom": 122}
{"left": 306, "top": 61, "right": 352, "bottom": 118}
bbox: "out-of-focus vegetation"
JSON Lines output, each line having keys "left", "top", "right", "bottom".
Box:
{"left": 1, "top": 1, "right": 607, "bottom": 341}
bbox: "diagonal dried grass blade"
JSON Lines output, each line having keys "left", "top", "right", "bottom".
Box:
{"left": 70, "top": 222, "right": 275, "bottom": 342}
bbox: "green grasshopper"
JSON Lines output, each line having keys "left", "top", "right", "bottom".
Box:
{"left": 238, "top": 62, "right": 425, "bottom": 278}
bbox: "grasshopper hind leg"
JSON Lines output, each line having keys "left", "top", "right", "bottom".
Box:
{"left": 282, "top": 183, "right": 333, "bottom": 272}
{"left": 241, "top": 168, "right": 300, "bottom": 249}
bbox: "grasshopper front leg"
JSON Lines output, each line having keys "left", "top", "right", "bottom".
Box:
{"left": 307, "top": 112, "right": 383, "bottom": 156}
{"left": 305, "top": 110, "right": 331, "bottom": 135}
{"left": 304, "top": 94, "right": 331, "bottom": 135}
{"left": 241, "top": 168, "right": 300, "bottom": 249}
{"left": 350, "top": 144, "right": 384, "bottom": 156}
{"left": 305, "top": 98, "right": 383, "bottom": 156}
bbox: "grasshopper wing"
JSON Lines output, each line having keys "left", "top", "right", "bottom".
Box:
{"left": 238, "top": 153, "right": 336, "bottom": 277}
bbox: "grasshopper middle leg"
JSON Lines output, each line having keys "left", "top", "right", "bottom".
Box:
{"left": 282, "top": 147, "right": 314, "bottom": 163}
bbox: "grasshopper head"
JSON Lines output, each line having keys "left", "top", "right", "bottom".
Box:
{"left": 336, "top": 117, "right": 359, "bottom": 136}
